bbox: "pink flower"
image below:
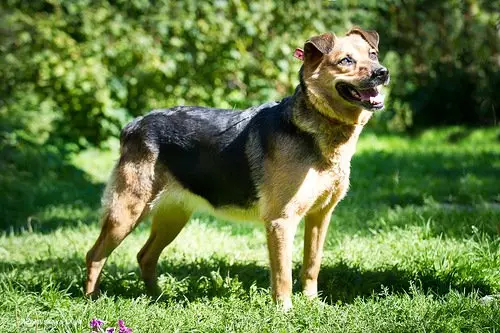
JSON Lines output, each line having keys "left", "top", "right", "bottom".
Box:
{"left": 90, "top": 318, "right": 104, "bottom": 330}
{"left": 118, "top": 319, "right": 132, "bottom": 333}
{"left": 106, "top": 328, "right": 115, "bottom": 333}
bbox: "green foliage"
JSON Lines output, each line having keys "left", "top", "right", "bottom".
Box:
{"left": 372, "top": 0, "right": 499, "bottom": 131}
{"left": 0, "top": 136, "right": 102, "bottom": 231}
{"left": 0, "top": 0, "right": 498, "bottom": 147}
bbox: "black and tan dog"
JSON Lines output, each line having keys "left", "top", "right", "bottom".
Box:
{"left": 85, "top": 27, "right": 389, "bottom": 310}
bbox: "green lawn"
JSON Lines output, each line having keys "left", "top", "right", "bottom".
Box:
{"left": 1, "top": 127, "right": 499, "bottom": 332}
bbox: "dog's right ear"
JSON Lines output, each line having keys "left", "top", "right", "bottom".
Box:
{"left": 304, "top": 32, "right": 336, "bottom": 67}
{"left": 347, "top": 26, "right": 379, "bottom": 51}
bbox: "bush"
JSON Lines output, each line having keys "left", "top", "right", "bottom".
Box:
{"left": 0, "top": 0, "right": 497, "bottom": 147}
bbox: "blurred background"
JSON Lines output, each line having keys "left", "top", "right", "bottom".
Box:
{"left": 0, "top": 0, "right": 498, "bottom": 230}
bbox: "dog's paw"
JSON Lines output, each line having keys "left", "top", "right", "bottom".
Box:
{"left": 85, "top": 290, "right": 100, "bottom": 301}
{"left": 302, "top": 289, "right": 318, "bottom": 300}
{"left": 275, "top": 297, "right": 293, "bottom": 312}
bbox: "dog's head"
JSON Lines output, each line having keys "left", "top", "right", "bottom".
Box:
{"left": 302, "top": 27, "right": 390, "bottom": 123}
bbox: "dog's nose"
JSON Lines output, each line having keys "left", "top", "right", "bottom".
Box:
{"left": 372, "top": 67, "right": 390, "bottom": 85}
{"left": 373, "top": 67, "right": 389, "bottom": 79}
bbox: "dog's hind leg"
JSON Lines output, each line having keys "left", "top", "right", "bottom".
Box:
{"left": 85, "top": 154, "right": 157, "bottom": 297}
{"left": 137, "top": 204, "right": 190, "bottom": 296}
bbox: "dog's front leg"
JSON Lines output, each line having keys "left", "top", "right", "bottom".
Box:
{"left": 301, "top": 204, "right": 335, "bottom": 299}
{"left": 265, "top": 217, "right": 300, "bottom": 311}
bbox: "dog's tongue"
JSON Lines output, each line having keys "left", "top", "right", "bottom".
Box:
{"left": 359, "top": 88, "right": 384, "bottom": 105}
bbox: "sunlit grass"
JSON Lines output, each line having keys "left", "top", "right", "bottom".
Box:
{"left": 0, "top": 127, "right": 499, "bottom": 332}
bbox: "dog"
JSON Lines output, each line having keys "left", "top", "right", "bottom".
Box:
{"left": 85, "top": 26, "right": 389, "bottom": 310}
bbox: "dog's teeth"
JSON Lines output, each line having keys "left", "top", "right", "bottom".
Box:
{"left": 370, "top": 94, "right": 385, "bottom": 104}
{"left": 349, "top": 88, "right": 360, "bottom": 98}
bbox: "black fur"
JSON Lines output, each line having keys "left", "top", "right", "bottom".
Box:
{"left": 120, "top": 88, "right": 321, "bottom": 208}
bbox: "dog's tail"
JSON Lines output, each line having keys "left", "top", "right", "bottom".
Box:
{"left": 100, "top": 115, "right": 159, "bottom": 224}
{"left": 119, "top": 116, "right": 145, "bottom": 154}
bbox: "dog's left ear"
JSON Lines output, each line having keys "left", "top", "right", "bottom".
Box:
{"left": 347, "top": 26, "right": 379, "bottom": 51}
{"left": 304, "top": 32, "right": 336, "bottom": 66}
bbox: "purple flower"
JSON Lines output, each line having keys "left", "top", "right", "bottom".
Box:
{"left": 106, "top": 328, "right": 115, "bottom": 333}
{"left": 118, "top": 319, "right": 132, "bottom": 333}
{"left": 90, "top": 318, "right": 105, "bottom": 330}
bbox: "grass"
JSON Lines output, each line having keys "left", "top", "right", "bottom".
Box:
{"left": 0, "top": 127, "right": 499, "bottom": 332}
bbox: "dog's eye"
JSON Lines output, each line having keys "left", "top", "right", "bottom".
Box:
{"left": 338, "top": 57, "right": 354, "bottom": 66}
{"left": 369, "top": 51, "right": 378, "bottom": 61}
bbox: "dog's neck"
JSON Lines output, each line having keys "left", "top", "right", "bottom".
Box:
{"left": 290, "top": 84, "right": 365, "bottom": 162}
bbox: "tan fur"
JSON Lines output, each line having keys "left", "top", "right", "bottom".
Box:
{"left": 255, "top": 32, "right": 379, "bottom": 309}
{"left": 303, "top": 34, "right": 376, "bottom": 125}
{"left": 85, "top": 29, "right": 382, "bottom": 311}
{"left": 255, "top": 121, "right": 358, "bottom": 308}
{"left": 85, "top": 148, "right": 160, "bottom": 297}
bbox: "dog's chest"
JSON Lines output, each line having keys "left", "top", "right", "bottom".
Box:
{"left": 307, "top": 140, "right": 356, "bottom": 210}
{"left": 313, "top": 158, "right": 351, "bottom": 208}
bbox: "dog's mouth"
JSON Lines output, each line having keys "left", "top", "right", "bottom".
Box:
{"left": 336, "top": 83, "right": 385, "bottom": 110}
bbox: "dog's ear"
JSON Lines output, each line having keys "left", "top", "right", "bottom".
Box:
{"left": 304, "top": 32, "right": 336, "bottom": 66}
{"left": 347, "top": 26, "right": 379, "bottom": 51}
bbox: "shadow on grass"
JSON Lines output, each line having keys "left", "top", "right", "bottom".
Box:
{"left": 332, "top": 147, "right": 500, "bottom": 239}
{"left": 349, "top": 149, "right": 499, "bottom": 207}
{"left": 0, "top": 138, "right": 104, "bottom": 232}
{"left": 0, "top": 255, "right": 493, "bottom": 304}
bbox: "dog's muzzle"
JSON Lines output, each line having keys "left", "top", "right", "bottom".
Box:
{"left": 372, "top": 66, "right": 390, "bottom": 86}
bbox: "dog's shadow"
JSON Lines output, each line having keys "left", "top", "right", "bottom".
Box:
{"left": 0, "top": 255, "right": 492, "bottom": 304}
